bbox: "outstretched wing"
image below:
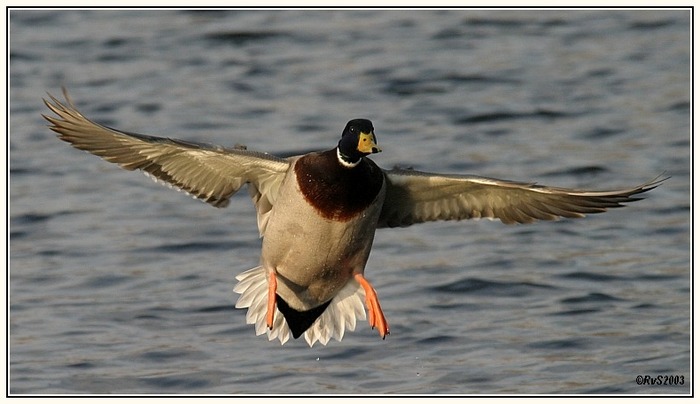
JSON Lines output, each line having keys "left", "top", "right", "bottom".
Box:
{"left": 44, "top": 89, "right": 290, "bottom": 233}
{"left": 378, "top": 168, "right": 666, "bottom": 228}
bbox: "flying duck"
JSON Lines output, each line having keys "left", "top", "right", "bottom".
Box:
{"left": 43, "top": 89, "right": 665, "bottom": 347}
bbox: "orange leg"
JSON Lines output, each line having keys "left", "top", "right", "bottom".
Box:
{"left": 354, "top": 273, "right": 389, "bottom": 339}
{"left": 266, "top": 271, "right": 277, "bottom": 329}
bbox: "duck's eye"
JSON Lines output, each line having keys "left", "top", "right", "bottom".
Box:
{"left": 349, "top": 126, "right": 356, "bottom": 134}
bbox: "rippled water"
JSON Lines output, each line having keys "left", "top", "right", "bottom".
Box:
{"left": 9, "top": 9, "right": 690, "bottom": 395}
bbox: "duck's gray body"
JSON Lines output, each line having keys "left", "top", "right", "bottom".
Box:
{"left": 262, "top": 155, "right": 385, "bottom": 311}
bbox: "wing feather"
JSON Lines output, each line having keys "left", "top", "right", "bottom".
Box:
{"left": 378, "top": 168, "right": 666, "bottom": 227}
{"left": 43, "top": 89, "right": 290, "bottom": 233}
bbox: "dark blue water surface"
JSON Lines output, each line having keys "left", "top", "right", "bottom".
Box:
{"left": 9, "top": 9, "right": 690, "bottom": 394}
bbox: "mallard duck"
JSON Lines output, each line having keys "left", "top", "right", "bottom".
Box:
{"left": 43, "top": 89, "right": 665, "bottom": 347}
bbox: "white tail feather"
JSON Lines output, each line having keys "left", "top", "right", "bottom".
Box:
{"left": 233, "top": 266, "right": 366, "bottom": 347}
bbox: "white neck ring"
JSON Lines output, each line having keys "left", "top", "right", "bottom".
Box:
{"left": 337, "top": 148, "right": 360, "bottom": 168}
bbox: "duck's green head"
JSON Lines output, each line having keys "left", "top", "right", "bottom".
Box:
{"left": 337, "top": 119, "right": 381, "bottom": 166}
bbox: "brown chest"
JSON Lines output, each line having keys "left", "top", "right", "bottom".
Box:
{"left": 293, "top": 151, "right": 384, "bottom": 222}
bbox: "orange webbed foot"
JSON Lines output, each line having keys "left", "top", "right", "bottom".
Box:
{"left": 354, "top": 273, "right": 389, "bottom": 339}
{"left": 266, "top": 271, "right": 277, "bottom": 329}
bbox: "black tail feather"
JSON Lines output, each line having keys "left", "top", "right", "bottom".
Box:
{"left": 276, "top": 295, "right": 332, "bottom": 339}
